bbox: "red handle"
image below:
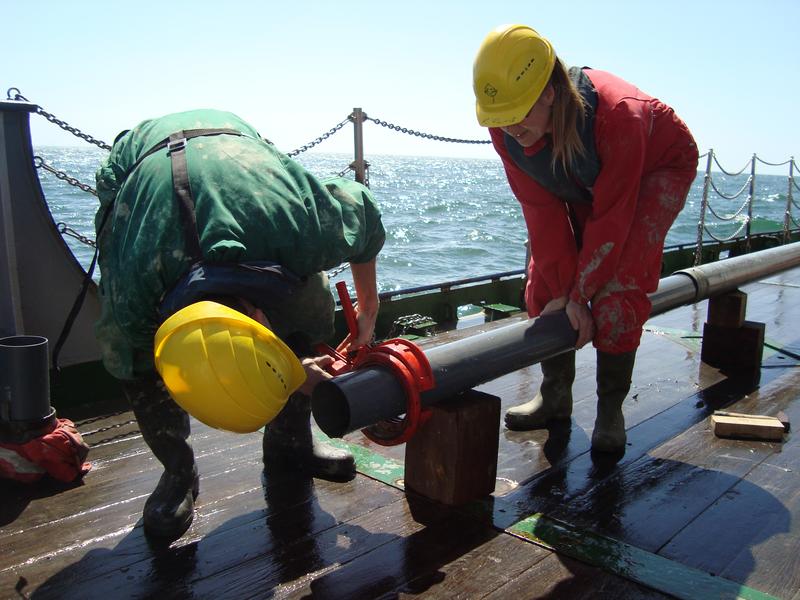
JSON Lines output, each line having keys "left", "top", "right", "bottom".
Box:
{"left": 313, "top": 281, "right": 363, "bottom": 375}
{"left": 336, "top": 281, "right": 359, "bottom": 340}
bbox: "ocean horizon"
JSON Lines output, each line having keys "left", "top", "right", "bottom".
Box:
{"left": 35, "top": 147, "right": 794, "bottom": 294}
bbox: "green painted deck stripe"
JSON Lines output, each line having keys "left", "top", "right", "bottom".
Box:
{"left": 314, "top": 431, "right": 406, "bottom": 489}
{"left": 644, "top": 324, "right": 702, "bottom": 352}
{"left": 509, "top": 513, "right": 779, "bottom": 600}
{"left": 313, "top": 430, "right": 778, "bottom": 600}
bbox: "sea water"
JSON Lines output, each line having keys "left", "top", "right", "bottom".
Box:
{"left": 34, "top": 147, "right": 793, "bottom": 293}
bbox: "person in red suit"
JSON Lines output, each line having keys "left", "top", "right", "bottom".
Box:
{"left": 473, "top": 24, "right": 698, "bottom": 453}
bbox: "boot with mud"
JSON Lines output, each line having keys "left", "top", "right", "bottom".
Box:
{"left": 125, "top": 376, "right": 199, "bottom": 539}
{"left": 591, "top": 349, "right": 637, "bottom": 453}
{"left": 505, "top": 349, "right": 576, "bottom": 430}
{"left": 263, "top": 393, "right": 356, "bottom": 482}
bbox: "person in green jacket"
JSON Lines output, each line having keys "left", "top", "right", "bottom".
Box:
{"left": 94, "top": 109, "right": 385, "bottom": 539}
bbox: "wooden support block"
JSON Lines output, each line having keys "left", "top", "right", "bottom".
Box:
{"left": 711, "top": 413, "right": 786, "bottom": 441}
{"left": 701, "top": 320, "right": 765, "bottom": 372}
{"left": 404, "top": 390, "right": 500, "bottom": 506}
{"left": 707, "top": 290, "right": 747, "bottom": 328}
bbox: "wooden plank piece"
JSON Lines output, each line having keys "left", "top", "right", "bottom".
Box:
{"left": 713, "top": 410, "right": 790, "bottom": 432}
{"left": 711, "top": 414, "right": 785, "bottom": 441}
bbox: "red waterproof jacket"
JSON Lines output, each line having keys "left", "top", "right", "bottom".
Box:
{"left": 491, "top": 68, "right": 696, "bottom": 315}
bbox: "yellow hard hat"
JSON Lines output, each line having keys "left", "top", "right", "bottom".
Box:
{"left": 473, "top": 24, "right": 556, "bottom": 128}
{"left": 153, "top": 301, "right": 306, "bottom": 433}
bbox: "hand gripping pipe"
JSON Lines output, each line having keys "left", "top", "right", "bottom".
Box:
{"left": 311, "top": 242, "right": 800, "bottom": 438}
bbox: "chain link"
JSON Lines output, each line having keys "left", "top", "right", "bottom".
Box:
{"left": 34, "top": 156, "right": 98, "bottom": 196}
{"left": 8, "top": 88, "right": 111, "bottom": 151}
{"left": 388, "top": 313, "right": 437, "bottom": 338}
{"left": 755, "top": 155, "right": 792, "bottom": 167}
{"left": 703, "top": 219, "right": 749, "bottom": 243}
{"left": 346, "top": 161, "right": 370, "bottom": 187}
{"left": 366, "top": 115, "right": 491, "bottom": 145}
{"left": 707, "top": 174, "right": 750, "bottom": 201}
{"left": 287, "top": 117, "right": 351, "bottom": 157}
{"left": 327, "top": 263, "right": 350, "bottom": 278}
{"left": 56, "top": 222, "right": 97, "bottom": 248}
{"left": 34, "top": 156, "right": 99, "bottom": 248}
{"left": 393, "top": 314, "right": 434, "bottom": 328}
{"left": 705, "top": 195, "right": 750, "bottom": 221}
{"left": 337, "top": 164, "right": 353, "bottom": 178}
{"left": 711, "top": 154, "right": 751, "bottom": 177}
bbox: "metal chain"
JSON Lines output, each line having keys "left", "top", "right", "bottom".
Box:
{"left": 34, "top": 156, "right": 98, "bottom": 196}
{"left": 754, "top": 155, "right": 792, "bottom": 167}
{"left": 712, "top": 154, "right": 751, "bottom": 177}
{"left": 393, "top": 314, "right": 433, "bottom": 328}
{"left": 33, "top": 156, "right": 99, "bottom": 248}
{"left": 327, "top": 263, "right": 350, "bottom": 278}
{"left": 707, "top": 175, "right": 750, "bottom": 201}
{"left": 705, "top": 195, "right": 750, "bottom": 221}
{"left": 703, "top": 219, "right": 749, "bottom": 242}
{"left": 8, "top": 88, "right": 111, "bottom": 151}
{"left": 56, "top": 223, "right": 97, "bottom": 248}
{"left": 287, "top": 117, "right": 351, "bottom": 157}
{"left": 366, "top": 115, "right": 491, "bottom": 145}
{"left": 388, "top": 313, "right": 436, "bottom": 338}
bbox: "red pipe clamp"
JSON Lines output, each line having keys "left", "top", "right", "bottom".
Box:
{"left": 355, "top": 338, "right": 434, "bottom": 445}
{"left": 315, "top": 281, "right": 435, "bottom": 445}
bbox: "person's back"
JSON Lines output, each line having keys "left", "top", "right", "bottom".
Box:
{"left": 95, "top": 108, "right": 384, "bottom": 380}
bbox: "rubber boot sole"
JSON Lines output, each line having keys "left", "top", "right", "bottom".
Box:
{"left": 143, "top": 474, "right": 199, "bottom": 539}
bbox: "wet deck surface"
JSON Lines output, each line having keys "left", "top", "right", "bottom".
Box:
{"left": 2, "top": 266, "right": 800, "bottom": 599}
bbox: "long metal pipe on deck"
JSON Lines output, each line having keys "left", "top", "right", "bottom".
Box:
{"left": 312, "top": 243, "right": 800, "bottom": 438}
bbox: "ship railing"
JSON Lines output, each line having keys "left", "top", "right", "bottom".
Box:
{"left": 694, "top": 149, "right": 800, "bottom": 264}
{"left": 7, "top": 87, "right": 800, "bottom": 280}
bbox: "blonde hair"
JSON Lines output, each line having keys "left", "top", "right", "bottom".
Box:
{"left": 548, "top": 59, "right": 588, "bottom": 173}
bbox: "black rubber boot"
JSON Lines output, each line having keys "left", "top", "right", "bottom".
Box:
{"left": 263, "top": 393, "right": 356, "bottom": 482}
{"left": 505, "top": 350, "right": 576, "bottom": 430}
{"left": 592, "top": 349, "right": 637, "bottom": 453}
{"left": 124, "top": 376, "right": 199, "bottom": 539}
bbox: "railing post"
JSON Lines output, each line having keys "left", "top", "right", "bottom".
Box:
{"left": 785, "top": 158, "right": 794, "bottom": 244}
{"left": 745, "top": 153, "right": 756, "bottom": 249}
{"left": 351, "top": 108, "right": 368, "bottom": 186}
{"left": 694, "top": 150, "right": 713, "bottom": 266}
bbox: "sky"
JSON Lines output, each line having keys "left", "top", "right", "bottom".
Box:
{"left": 2, "top": 0, "right": 798, "bottom": 174}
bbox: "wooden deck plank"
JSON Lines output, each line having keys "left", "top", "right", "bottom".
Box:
{"left": 484, "top": 552, "right": 672, "bottom": 600}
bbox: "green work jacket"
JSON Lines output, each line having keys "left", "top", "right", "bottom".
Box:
{"left": 94, "top": 109, "right": 385, "bottom": 379}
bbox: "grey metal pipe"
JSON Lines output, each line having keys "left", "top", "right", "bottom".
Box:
{"left": 0, "top": 335, "right": 51, "bottom": 422}
{"left": 312, "top": 242, "right": 800, "bottom": 438}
